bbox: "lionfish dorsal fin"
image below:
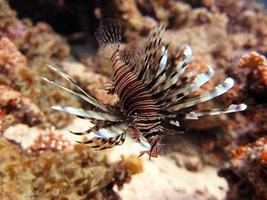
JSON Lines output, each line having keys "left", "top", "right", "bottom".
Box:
{"left": 95, "top": 18, "right": 122, "bottom": 61}
{"left": 137, "top": 25, "right": 167, "bottom": 81}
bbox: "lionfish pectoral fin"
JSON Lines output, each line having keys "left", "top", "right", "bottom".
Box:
{"left": 157, "top": 44, "right": 169, "bottom": 76}
{"left": 185, "top": 103, "right": 247, "bottom": 119}
{"left": 86, "top": 132, "right": 126, "bottom": 150}
{"left": 167, "top": 66, "right": 214, "bottom": 101}
{"left": 133, "top": 134, "right": 151, "bottom": 154}
{"left": 42, "top": 65, "right": 108, "bottom": 112}
{"left": 51, "top": 105, "right": 120, "bottom": 122}
{"left": 69, "top": 122, "right": 127, "bottom": 149}
{"left": 95, "top": 18, "right": 122, "bottom": 61}
{"left": 140, "top": 136, "right": 162, "bottom": 159}
{"left": 167, "top": 77, "right": 235, "bottom": 112}
{"left": 74, "top": 131, "right": 126, "bottom": 150}
{"left": 175, "top": 44, "right": 192, "bottom": 71}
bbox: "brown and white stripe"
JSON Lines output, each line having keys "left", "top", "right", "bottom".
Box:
{"left": 43, "top": 18, "right": 247, "bottom": 158}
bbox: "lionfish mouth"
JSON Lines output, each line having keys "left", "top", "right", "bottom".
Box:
{"left": 42, "top": 18, "right": 247, "bottom": 158}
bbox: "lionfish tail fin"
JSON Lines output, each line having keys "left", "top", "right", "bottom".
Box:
{"left": 95, "top": 18, "right": 122, "bottom": 61}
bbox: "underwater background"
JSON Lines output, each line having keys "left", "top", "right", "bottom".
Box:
{"left": 0, "top": 0, "right": 267, "bottom": 199}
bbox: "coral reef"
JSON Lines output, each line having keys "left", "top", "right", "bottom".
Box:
{"left": 225, "top": 52, "right": 267, "bottom": 145}
{"left": 0, "top": 138, "right": 142, "bottom": 200}
{"left": 0, "top": 85, "right": 43, "bottom": 133}
{"left": 0, "top": 0, "right": 70, "bottom": 60}
{"left": 3, "top": 124, "right": 71, "bottom": 153}
{"left": 0, "top": 0, "right": 267, "bottom": 199}
{"left": 219, "top": 136, "right": 267, "bottom": 200}
{"left": 0, "top": 37, "right": 27, "bottom": 81}
{"left": 0, "top": 12, "right": 79, "bottom": 128}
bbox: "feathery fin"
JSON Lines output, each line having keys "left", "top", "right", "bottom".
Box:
{"left": 43, "top": 64, "right": 109, "bottom": 112}
{"left": 168, "top": 78, "right": 235, "bottom": 111}
{"left": 95, "top": 18, "right": 122, "bottom": 61}
{"left": 51, "top": 105, "right": 121, "bottom": 121}
{"left": 185, "top": 103, "right": 247, "bottom": 119}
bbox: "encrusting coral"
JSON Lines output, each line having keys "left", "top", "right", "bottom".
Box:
{"left": 0, "top": 138, "right": 142, "bottom": 200}
{"left": 219, "top": 136, "right": 267, "bottom": 200}
{"left": 225, "top": 52, "right": 267, "bottom": 144}
{"left": 0, "top": 85, "right": 43, "bottom": 133}
{"left": 0, "top": 35, "right": 79, "bottom": 129}
{"left": 3, "top": 124, "right": 71, "bottom": 153}
{"left": 0, "top": 37, "right": 27, "bottom": 81}
{"left": 0, "top": 0, "right": 80, "bottom": 128}
{"left": 0, "top": 0, "right": 70, "bottom": 61}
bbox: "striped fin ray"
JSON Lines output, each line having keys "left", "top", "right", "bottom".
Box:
{"left": 157, "top": 45, "right": 169, "bottom": 76}
{"left": 136, "top": 25, "right": 166, "bottom": 81}
{"left": 95, "top": 18, "right": 122, "bottom": 61}
{"left": 51, "top": 105, "right": 121, "bottom": 122}
{"left": 70, "top": 123, "right": 128, "bottom": 147}
{"left": 149, "top": 45, "right": 192, "bottom": 93}
{"left": 151, "top": 70, "right": 197, "bottom": 102}
{"left": 42, "top": 77, "right": 112, "bottom": 115}
{"left": 167, "top": 77, "right": 235, "bottom": 112}
{"left": 43, "top": 64, "right": 109, "bottom": 112}
{"left": 185, "top": 103, "right": 247, "bottom": 119}
{"left": 121, "top": 48, "right": 143, "bottom": 75}
{"left": 86, "top": 132, "right": 126, "bottom": 150}
{"left": 157, "top": 66, "right": 214, "bottom": 105}
{"left": 145, "top": 43, "right": 170, "bottom": 86}
{"left": 174, "top": 44, "right": 192, "bottom": 72}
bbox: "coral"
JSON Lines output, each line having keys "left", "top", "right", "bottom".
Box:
{"left": 0, "top": 0, "right": 70, "bottom": 60}
{"left": 0, "top": 85, "right": 43, "bottom": 133}
{"left": 62, "top": 61, "right": 118, "bottom": 106}
{"left": 3, "top": 124, "right": 72, "bottom": 153}
{"left": 219, "top": 136, "right": 267, "bottom": 200}
{"left": 0, "top": 0, "right": 17, "bottom": 30}
{"left": 0, "top": 37, "right": 27, "bottom": 81}
{"left": 225, "top": 52, "right": 267, "bottom": 143}
{"left": 27, "top": 127, "right": 72, "bottom": 154}
{"left": 0, "top": 138, "right": 142, "bottom": 200}
{"left": 111, "top": 0, "right": 144, "bottom": 30}
{"left": 0, "top": 0, "right": 266, "bottom": 198}
{"left": 19, "top": 22, "right": 70, "bottom": 60}
{"left": 0, "top": 34, "right": 79, "bottom": 129}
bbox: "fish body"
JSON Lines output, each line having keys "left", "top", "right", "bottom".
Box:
{"left": 43, "top": 19, "right": 247, "bottom": 158}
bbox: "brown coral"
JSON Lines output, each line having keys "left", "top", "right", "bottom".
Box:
{"left": 219, "top": 136, "right": 267, "bottom": 200}
{"left": 225, "top": 52, "right": 267, "bottom": 142}
{"left": 0, "top": 0, "right": 17, "bottom": 30}
{"left": 20, "top": 22, "right": 70, "bottom": 60}
{"left": 0, "top": 6, "right": 79, "bottom": 128}
{"left": 0, "top": 85, "right": 43, "bottom": 133}
{"left": 0, "top": 138, "right": 142, "bottom": 200}
{"left": 26, "top": 127, "right": 72, "bottom": 154}
{"left": 0, "top": 37, "right": 27, "bottom": 80}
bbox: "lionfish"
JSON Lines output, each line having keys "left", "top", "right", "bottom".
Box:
{"left": 42, "top": 19, "right": 247, "bottom": 158}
